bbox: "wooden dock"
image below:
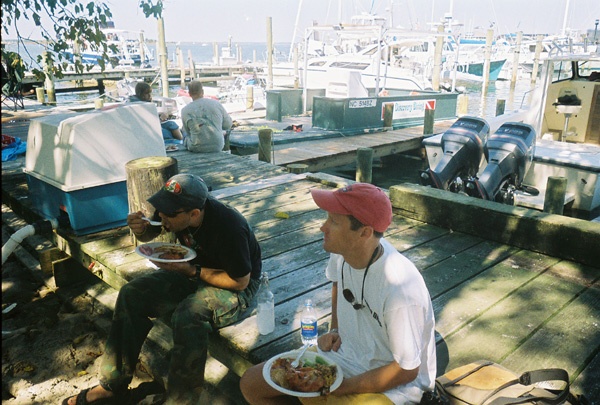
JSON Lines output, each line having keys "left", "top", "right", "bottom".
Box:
{"left": 2, "top": 114, "right": 600, "bottom": 402}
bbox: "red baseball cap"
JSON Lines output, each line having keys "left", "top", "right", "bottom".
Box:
{"left": 310, "top": 183, "right": 392, "bottom": 233}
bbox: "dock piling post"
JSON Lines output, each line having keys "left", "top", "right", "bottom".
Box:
{"left": 287, "top": 164, "right": 308, "bottom": 174}
{"left": 457, "top": 93, "right": 469, "bottom": 116}
{"left": 246, "top": 85, "right": 254, "bottom": 111}
{"left": 495, "top": 99, "right": 506, "bottom": 116}
{"left": 510, "top": 31, "right": 523, "bottom": 87}
{"left": 188, "top": 50, "right": 196, "bottom": 79}
{"left": 383, "top": 103, "right": 394, "bottom": 130}
{"left": 177, "top": 46, "right": 186, "bottom": 89}
{"left": 125, "top": 157, "right": 178, "bottom": 244}
{"left": 424, "top": 108, "right": 435, "bottom": 135}
{"left": 35, "top": 87, "right": 45, "bottom": 104}
{"left": 356, "top": 148, "right": 374, "bottom": 183}
{"left": 258, "top": 128, "right": 273, "bottom": 163}
{"left": 42, "top": 51, "right": 56, "bottom": 105}
{"left": 543, "top": 176, "right": 568, "bottom": 215}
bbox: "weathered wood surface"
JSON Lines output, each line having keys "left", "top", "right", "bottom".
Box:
{"left": 2, "top": 122, "right": 599, "bottom": 398}
{"left": 390, "top": 183, "right": 600, "bottom": 267}
{"left": 247, "top": 123, "right": 454, "bottom": 172}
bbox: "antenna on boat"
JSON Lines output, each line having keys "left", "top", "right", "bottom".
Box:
{"left": 289, "top": 0, "right": 304, "bottom": 62}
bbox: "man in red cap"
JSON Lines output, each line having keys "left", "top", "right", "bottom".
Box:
{"left": 241, "top": 183, "right": 436, "bottom": 404}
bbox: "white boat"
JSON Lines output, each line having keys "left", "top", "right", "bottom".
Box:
{"left": 422, "top": 51, "right": 600, "bottom": 217}
{"left": 272, "top": 38, "right": 433, "bottom": 93}
{"left": 63, "top": 23, "right": 154, "bottom": 68}
{"left": 203, "top": 74, "right": 267, "bottom": 113}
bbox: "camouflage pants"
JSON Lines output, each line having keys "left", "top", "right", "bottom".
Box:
{"left": 99, "top": 269, "right": 260, "bottom": 399}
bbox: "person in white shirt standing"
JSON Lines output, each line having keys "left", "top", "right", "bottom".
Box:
{"left": 240, "top": 183, "right": 437, "bottom": 404}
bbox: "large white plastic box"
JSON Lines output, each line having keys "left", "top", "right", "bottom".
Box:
{"left": 24, "top": 103, "right": 167, "bottom": 235}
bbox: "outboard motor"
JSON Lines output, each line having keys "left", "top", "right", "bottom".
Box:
{"left": 465, "top": 122, "right": 536, "bottom": 204}
{"left": 420, "top": 116, "right": 490, "bottom": 193}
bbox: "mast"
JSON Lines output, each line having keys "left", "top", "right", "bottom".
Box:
{"left": 289, "top": 0, "right": 304, "bottom": 62}
{"left": 561, "top": 0, "right": 571, "bottom": 36}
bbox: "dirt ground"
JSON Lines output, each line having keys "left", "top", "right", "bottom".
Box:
{"left": 1, "top": 227, "right": 244, "bottom": 405}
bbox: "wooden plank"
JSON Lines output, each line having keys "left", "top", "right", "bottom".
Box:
{"left": 571, "top": 349, "right": 600, "bottom": 401}
{"left": 422, "top": 240, "right": 519, "bottom": 298}
{"left": 502, "top": 283, "right": 600, "bottom": 383}
{"left": 401, "top": 232, "right": 484, "bottom": 271}
{"left": 434, "top": 250, "right": 562, "bottom": 346}
{"left": 389, "top": 183, "right": 600, "bottom": 267}
{"left": 437, "top": 255, "right": 592, "bottom": 371}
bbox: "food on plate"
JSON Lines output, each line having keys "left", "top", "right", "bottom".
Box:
{"left": 138, "top": 245, "right": 154, "bottom": 256}
{"left": 269, "top": 356, "right": 337, "bottom": 394}
{"left": 153, "top": 244, "right": 189, "bottom": 260}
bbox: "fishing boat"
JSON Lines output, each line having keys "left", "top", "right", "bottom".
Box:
{"left": 63, "top": 22, "right": 154, "bottom": 68}
{"left": 421, "top": 51, "right": 600, "bottom": 217}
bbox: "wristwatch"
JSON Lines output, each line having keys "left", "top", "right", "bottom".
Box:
{"left": 190, "top": 265, "right": 201, "bottom": 281}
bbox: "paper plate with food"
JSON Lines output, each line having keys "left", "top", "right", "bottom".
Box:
{"left": 263, "top": 349, "right": 343, "bottom": 397}
{"left": 135, "top": 242, "right": 196, "bottom": 263}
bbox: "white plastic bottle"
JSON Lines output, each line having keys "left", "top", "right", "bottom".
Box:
{"left": 301, "top": 298, "right": 318, "bottom": 345}
{"left": 257, "top": 272, "right": 275, "bottom": 335}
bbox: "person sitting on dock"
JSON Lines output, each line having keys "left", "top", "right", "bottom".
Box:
{"left": 129, "top": 81, "right": 183, "bottom": 142}
{"left": 63, "top": 174, "right": 262, "bottom": 405}
{"left": 240, "top": 183, "right": 437, "bottom": 405}
{"left": 181, "top": 80, "right": 233, "bottom": 153}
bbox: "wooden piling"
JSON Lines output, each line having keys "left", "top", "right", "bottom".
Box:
{"left": 482, "top": 28, "right": 494, "bottom": 90}
{"left": 356, "top": 148, "right": 374, "bottom": 183}
{"left": 293, "top": 45, "right": 300, "bottom": 89}
{"left": 258, "top": 128, "right": 273, "bottom": 163}
{"left": 531, "top": 35, "right": 544, "bottom": 85}
{"left": 432, "top": 25, "right": 444, "bottom": 92}
{"left": 188, "top": 50, "right": 196, "bottom": 80}
{"left": 177, "top": 46, "right": 186, "bottom": 89}
{"left": 267, "top": 17, "right": 274, "bottom": 90}
{"left": 42, "top": 51, "right": 56, "bottom": 104}
{"left": 246, "top": 85, "right": 254, "bottom": 111}
{"left": 139, "top": 31, "right": 146, "bottom": 65}
{"left": 35, "top": 87, "right": 45, "bottom": 104}
{"left": 495, "top": 99, "right": 506, "bottom": 116}
{"left": 94, "top": 99, "right": 104, "bottom": 109}
{"left": 125, "top": 156, "right": 178, "bottom": 244}
{"left": 424, "top": 109, "right": 435, "bottom": 135}
{"left": 157, "top": 17, "right": 169, "bottom": 97}
{"left": 510, "top": 31, "right": 522, "bottom": 88}
{"left": 457, "top": 93, "right": 469, "bottom": 116}
{"left": 543, "top": 176, "right": 568, "bottom": 215}
{"left": 383, "top": 103, "right": 394, "bottom": 130}
{"left": 287, "top": 164, "right": 308, "bottom": 174}
{"left": 213, "top": 42, "right": 219, "bottom": 65}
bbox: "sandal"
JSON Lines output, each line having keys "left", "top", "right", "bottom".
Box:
{"left": 61, "top": 386, "right": 125, "bottom": 405}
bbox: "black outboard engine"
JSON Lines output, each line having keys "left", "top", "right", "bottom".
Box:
{"left": 465, "top": 122, "right": 536, "bottom": 204}
{"left": 420, "top": 116, "right": 489, "bottom": 193}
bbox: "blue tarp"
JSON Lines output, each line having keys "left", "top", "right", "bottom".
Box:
{"left": 2, "top": 137, "right": 27, "bottom": 162}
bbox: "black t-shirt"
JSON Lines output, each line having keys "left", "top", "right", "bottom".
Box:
{"left": 176, "top": 198, "right": 261, "bottom": 280}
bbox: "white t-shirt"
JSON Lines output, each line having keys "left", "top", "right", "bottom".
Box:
{"left": 323, "top": 238, "right": 436, "bottom": 404}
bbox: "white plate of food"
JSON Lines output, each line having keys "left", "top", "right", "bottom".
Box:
{"left": 135, "top": 242, "right": 196, "bottom": 263}
{"left": 263, "top": 349, "right": 343, "bottom": 397}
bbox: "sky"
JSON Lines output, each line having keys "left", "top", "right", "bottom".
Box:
{"left": 5, "top": 0, "right": 600, "bottom": 44}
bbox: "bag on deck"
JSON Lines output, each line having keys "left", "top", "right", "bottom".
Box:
{"left": 434, "top": 360, "right": 587, "bottom": 405}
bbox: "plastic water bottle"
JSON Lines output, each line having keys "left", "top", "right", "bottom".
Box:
{"left": 301, "top": 298, "right": 318, "bottom": 345}
{"left": 257, "top": 272, "right": 275, "bottom": 335}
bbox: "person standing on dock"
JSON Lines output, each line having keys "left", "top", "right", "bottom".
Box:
{"left": 240, "top": 183, "right": 437, "bottom": 405}
{"left": 181, "top": 80, "right": 233, "bottom": 153}
{"left": 129, "top": 81, "right": 184, "bottom": 142}
{"left": 63, "top": 174, "right": 262, "bottom": 405}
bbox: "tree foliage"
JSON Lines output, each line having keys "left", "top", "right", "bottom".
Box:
{"left": 1, "top": 0, "right": 164, "bottom": 80}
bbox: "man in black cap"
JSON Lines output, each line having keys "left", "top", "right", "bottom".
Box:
{"left": 63, "top": 174, "right": 261, "bottom": 405}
